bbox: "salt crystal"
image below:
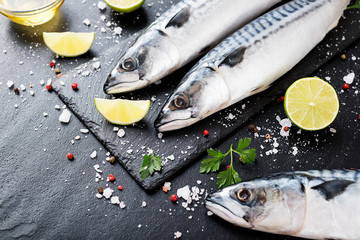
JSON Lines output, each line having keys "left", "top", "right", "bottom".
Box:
{"left": 117, "top": 129, "right": 125, "bottom": 138}
{"left": 157, "top": 133, "right": 163, "bottom": 139}
{"left": 119, "top": 201, "right": 126, "bottom": 209}
{"left": 40, "top": 80, "right": 45, "bottom": 86}
{"left": 90, "top": 151, "right": 97, "bottom": 159}
{"left": 55, "top": 105, "right": 61, "bottom": 110}
{"left": 96, "top": 193, "right": 103, "bottom": 199}
{"left": 29, "top": 90, "right": 35, "bottom": 96}
{"left": 228, "top": 113, "right": 235, "bottom": 120}
{"left": 142, "top": 201, "right": 147, "bottom": 207}
{"left": 329, "top": 128, "right": 337, "bottom": 133}
{"left": 60, "top": 81, "right": 65, "bottom": 86}
{"left": 103, "top": 187, "right": 113, "bottom": 199}
{"left": 110, "top": 196, "right": 120, "bottom": 205}
{"left": 6, "top": 80, "right": 14, "bottom": 88}
{"left": 92, "top": 62, "right": 101, "bottom": 70}
{"left": 167, "top": 155, "right": 175, "bottom": 161}
{"left": 196, "top": 180, "right": 202, "bottom": 185}
{"left": 18, "top": 61, "right": 24, "bottom": 65}
{"left": 93, "top": 164, "right": 102, "bottom": 173}
{"left": 174, "top": 231, "right": 182, "bottom": 239}
{"left": 100, "top": 15, "right": 106, "bottom": 21}
{"left": 83, "top": 18, "right": 91, "bottom": 26}
{"left": 29, "top": 71, "right": 33, "bottom": 75}
{"left": 177, "top": 185, "right": 191, "bottom": 201}
{"left": 59, "top": 109, "right": 71, "bottom": 123}
{"left": 75, "top": 136, "right": 81, "bottom": 140}
{"left": 343, "top": 72, "right": 355, "bottom": 85}
{"left": 114, "top": 27, "right": 123, "bottom": 35}
{"left": 164, "top": 182, "right": 171, "bottom": 191}
{"left": 19, "top": 84, "right": 26, "bottom": 91}
{"left": 97, "top": 1, "right": 106, "bottom": 10}
{"left": 207, "top": 211, "right": 214, "bottom": 216}
{"left": 43, "top": 112, "right": 48, "bottom": 117}
{"left": 80, "top": 129, "right": 89, "bottom": 134}
{"left": 101, "top": 27, "right": 106, "bottom": 33}
{"left": 127, "top": 149, "right": 133, "bottom": 154}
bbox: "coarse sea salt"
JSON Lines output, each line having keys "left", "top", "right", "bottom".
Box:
{"left": 90, "top": 151, "right": 97, "bottom": 159}
{"left": 103, "top": 187, "right": 113, "bottom": 199}
{"left": 59, "top": 109, "right": 71, "bottom": 123}
{"left": 343, "top": 72, "right": 355, "bottom": 85}
{"left": 117, "top": 129, "right": 125, "bottom": 138}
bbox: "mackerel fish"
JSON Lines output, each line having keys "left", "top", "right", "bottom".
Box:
{"left": 206, "top": 169, "right": 360, "bottom": 239}
{"left": 103, "top": 0, "right": 283, "bottom": 94}
{"left": 155, "top": 0, "right": 350, "bottom": 132}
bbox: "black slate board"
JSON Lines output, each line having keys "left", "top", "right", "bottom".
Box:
{"left": 53, "top": 9, "right": 360, "bottom": 191}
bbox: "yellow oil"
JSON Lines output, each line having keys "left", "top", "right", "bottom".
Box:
{"left": 0, "top": 0, "right": 64, "bottom": 26}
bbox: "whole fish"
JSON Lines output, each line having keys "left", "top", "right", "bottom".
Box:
{"left": 155, "top": 0, "right": 350, "bottom": 132}
{"left": 205, "top": 169, "right": 360, "bottom": 239}
{"left": 103, "top": 0, "right": 283, "bottom": 94}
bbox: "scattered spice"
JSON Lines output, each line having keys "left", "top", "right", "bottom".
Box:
{"left": 248, "top": 124, "right": 259, "bottom": 133}
{"left": 98, "top": 186, "right": 104, "bottom": 194}
{"left": 54, "top": 68, "right": 61, "bottom": 74}
{"left": 170, "top": 194, "right": 177, "bottom": 202}
{"left": 162, "top": 186, "right": 168, "bottom": 192}
{"left": 49, "top": 61, "right": 55, "bottom": 68}
{"left": 343, "top": 83, "right": 350, "bottom": 90}
{"left": 340, "top": 54, "right": 346, "bottom": 60}
{"left": 46, "top": 84, "right": 53, "bottom": 91}
{"left": 203, "top": 129, "right": 209, "bottom": 136}
{"left": 71, "top": 83, "right": 78, "bottom": 90}
{"left": 117, "top": 185, "right": 123, "bottom": 191}
{"left": 108, "top": 174, "right": 115, "bottom": 181}
{"left": 14, "top": 88, "right": 19, "bottom": 95}
{"left": 265, "top": 133, "right": 271, "bottom": 139}
{"left": 283, "top": 126, "right": 289, "bottom": 132}
{"left": 67, "top": 153, "right": 74, "bottom": 160}
{"left": 56, "top": 73, "right": 62, "bottom": 78}
{"left": 108, "top": 156, "right": 116, "bottom": 164}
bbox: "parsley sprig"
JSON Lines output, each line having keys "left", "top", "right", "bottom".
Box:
{"left": 200, "top": 138, "right": 256, "bottom": 189}
{"left": 139, "top": 153, "right": 162, "bottom": 180}
{"left": 348, "top": 0, "right": 360, "bottom": 9}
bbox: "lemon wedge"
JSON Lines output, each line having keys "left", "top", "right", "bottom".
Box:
{"left": 94, "top": 98, "right": 150, "bottom": 125}
{"left": 43, "top": 32, "right": 95, "bottom": 57}
{"left": 104, "top": 0, "right": 145, "bottom": 13}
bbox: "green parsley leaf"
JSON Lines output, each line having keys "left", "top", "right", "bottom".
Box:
{"left": 200, "top": 149, "right": 227, "bottom": 173}
{"left": 139, "top": 153, "right": 162, "bottom": 180}
{"left": 234, "top": 138, "right": 256, "bottom": 164}
{"left": 347, "top": 0, "right": 360, "bottom": 9}
{"left": 216, "top": 165, "right": 242, "bottom": 189}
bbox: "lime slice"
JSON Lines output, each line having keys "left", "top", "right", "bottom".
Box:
{"left": 94, "top": 98, "right": 150, "bottom": 125}
{"left": 104, "top": 0, "right": 145, "bottom": 13}
{"left": 284, "top": 77, "right": 339, "bottom": 131}
{"left": 43, "top": 32, "right": 95, "bottom": 57}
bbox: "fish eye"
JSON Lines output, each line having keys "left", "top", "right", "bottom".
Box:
{"left": 237, "top": 188, "right": 252, "bottom": 202}
{"left": 170, "top": 94, "right": 190, "bottom": 110}
{"left": 121, "top": 57, "right": 137, "bottom": 71}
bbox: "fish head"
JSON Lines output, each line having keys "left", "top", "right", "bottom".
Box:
{"left": 155, "top": 66, "right": 230, "bottom": 132}
{"left": 104, "top": 31, "right": 179, "bottom": 94}
{"left": 205, "top": 176, "right": 306, "bottom": 235}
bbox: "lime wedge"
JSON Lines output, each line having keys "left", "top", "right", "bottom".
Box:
{"left": 284, "top": 77, "right": 339, "bottom": 131}
{"left": 43, "top": 32, "right": 95, "bottom": 57}
{"left": 104, "top": 0, "right": 145, "bottom": 13}
{"left": 94, "top": 98, "right": 150, "bottom": 125}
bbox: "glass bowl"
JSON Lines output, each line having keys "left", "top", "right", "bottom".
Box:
{"left": 0, "top": 0, "right": 64, "bottom": 26}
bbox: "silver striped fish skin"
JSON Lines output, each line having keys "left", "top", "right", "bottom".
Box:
{"left": 205, "top": 169, "right": 360, "bottom": 239}
{"left": 155, "top": 0, "right": 350, "bottom": 132}
{"left": 103, "top": 0, "right": 282, "bottom": 94}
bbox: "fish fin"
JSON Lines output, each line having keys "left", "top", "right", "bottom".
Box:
{"left": 250, "top": 84, "right": 271, "bottom": 95}
{"left": 165, "top": 6, "right": 191, "bottom": 28}
{"left": 311, "top": 179, "right": 354, "bottom": 201}
{"left": 219, "top": 47, "right": 246, "bottom": 67}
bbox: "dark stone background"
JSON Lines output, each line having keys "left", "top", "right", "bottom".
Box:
{"left": 0, "top": 0, "right": 359, "bottom": 239}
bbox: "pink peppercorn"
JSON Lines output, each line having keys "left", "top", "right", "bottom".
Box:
{"left": 71, "top": 83, "right": 78, "bottom": 90}
{"left": 108, "top": 174, "right": 115, "bottom": 181}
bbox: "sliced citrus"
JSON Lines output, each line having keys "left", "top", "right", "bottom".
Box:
{"left": 43, "top": 32, "right": 95, "bottom": 57}
{"left": 104, "top": 0, "right": 145, "bottom": 13}
{"left": 94, "top": 98, "right": 150, "bottom": 125}
{"left": 284, "top": 77, "right": 339, "bottom": 131}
